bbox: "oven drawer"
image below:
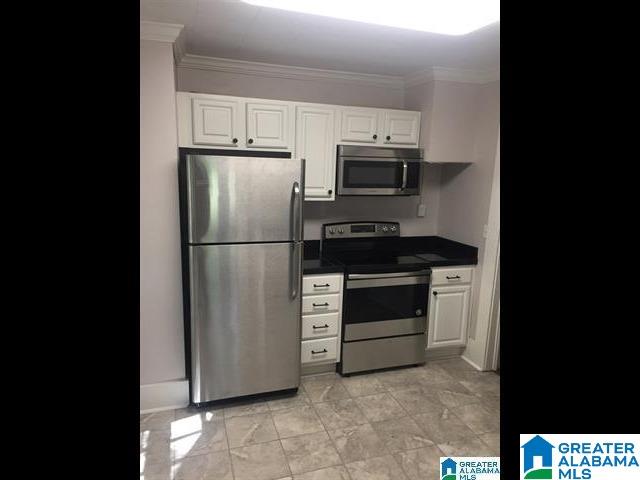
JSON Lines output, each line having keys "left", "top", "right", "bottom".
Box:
{"left": 301, "top": 337, "right": 338, "bottom": 364}
{"left": 302, "top": 294, "right": 340, "bottom": 314}
{"left": 431, "top": 267, "right": 473, "bottom": 286}
{"left": 302, "top": 275, "right": 342, "bottom": 295}
{"left": 344, "top": 316, "right": 426, "bottom": 341}
{"left": 340, "top": 334, "right": 425, "bottom": 374}
{"left": 302, "top": 312, "right": 339, "bottom": 340}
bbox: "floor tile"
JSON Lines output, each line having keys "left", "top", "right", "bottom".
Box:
{"left": 479, "top": 431, "right": 500, "bottom": 454}
{"left": 346, "top": 454, "right": 408, "bottom": 480}
{"left": 389, "top": 386, "right": 442, "bottom": 414}
{"left": 459, "top": 373, "right": 501, "bottom": 395}
{"left": 140, "top": 410, "right": 175, "bottom": 432}
{"left": 328, "top": 423, "right": 388, "bottom": 463}
{"left": 301, "top": 372, "right": 340, "bottom": 386}
{"left": 140, "top": 460, "right": 172, "bottom": 480}
{"left": 174, "top": 404, "right": 224, "bottom": 422}
{"left": 303, "top": 380, "right": 350, "bottom": 403}
{"left": 230, "top": 440, "right": 291, "bottom": 480}
{"left": 452, "top": 403, "right": 499, "bottom": 435}
{"left": 272, "top": 405, "right": 325, "bottom": 438}
{"left": 340, "top": 375, "right": 387, "bottom": 397}
{"left": 394, "top": 445, "right": 443, "bottom": 480}
{"left": 172, "top": 450, "right": 233, "bottom": 480}
{"left": 267, "top": 390, "right": 311, "bottom": 412}
{"left": 225, "top": 412, "right": 279, "bottom": 448}
{"left": 141, "top": 429, "right": 172, "bottom": 466}
{"left": 314, "top": 398, "right": 368, "bottom": 430}
{"left": 223, "top": 399, "right": 270, "bottom": 419}
{"left": 375, "top": 368, "right": 424, "bottom": 392}
{"left": 414, "top": 363, "right": 457, "bottom": 386}
{"left": 412, "top": 405, "right": 476, "bottom": 444}
{"left": 280, "top": 431, "right": 342, "bottom": 475}
{"left": 433, "top": 381, "right": 483, "bottom": 409}
{"left": 371, "top": 416, "right": 434, "bottom": 453}
{"left": 172, "top": 419, "right": 228, "bottom": 460}
{"left": 438, "top": 435, "right": 495, "bottom": 457}
{"left": 292, "top": 465, "right": 350, "bottom": 480}
{"left": 354, "top": 393, "right": 406, "bottom": 422}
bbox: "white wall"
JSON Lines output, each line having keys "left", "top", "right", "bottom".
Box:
{"left": 140, "top": 40, "right": 185, "bottom": 386}
{"left": 177, "top": 67, "right": 404, "bottom": 108}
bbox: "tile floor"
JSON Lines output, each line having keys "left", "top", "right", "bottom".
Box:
{"left": 140, "top": 357, "right": 500, "bottom": 480}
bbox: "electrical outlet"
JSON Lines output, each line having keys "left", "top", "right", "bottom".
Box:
{"left": 417, "top": 204, "right": 426, "bottom": 217}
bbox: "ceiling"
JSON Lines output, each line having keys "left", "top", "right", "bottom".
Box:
{"left": 140, "top": 0, "right": 500, "bottom": 76}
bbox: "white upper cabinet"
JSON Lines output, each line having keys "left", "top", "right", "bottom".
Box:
{"left": 338, "top": 108, "right": 380, "bottom": 143}
{"left": 382, "top": 110, "right": 421, "bottom": 145}
{"left": 296, "top": 105, "right": 336, "bottom": 201}
{"left": 245, "top": 101, "right": 291, "bottom": 148}
{"left": 191, "top": 97, "right": 243, "bottom": 147}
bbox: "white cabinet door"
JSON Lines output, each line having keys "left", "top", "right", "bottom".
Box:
{"left": 192, "top": 97, "right": 243, "bottom": 147}
{"left": 246, "top": 102, "right": 291, "bottom": 149}
{"left": 296, "top": 105, "right": 336, "bottom": 201}
{"left": 339, "top": 108, "right": 380, "bottom": 143}
{"left": 382, "top": 110, "right": 420, "bottom": 145}
{"left": 427, "top": 284, "right": 470, "bottom": 348}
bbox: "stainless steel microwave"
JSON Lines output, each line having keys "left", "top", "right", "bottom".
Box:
{"left": 336, "top": 145, "right": 423, "bottom": 196}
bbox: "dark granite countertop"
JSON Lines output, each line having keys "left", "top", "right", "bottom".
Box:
{"left": 302, "top": 236, "right": 478, "bottom": 275}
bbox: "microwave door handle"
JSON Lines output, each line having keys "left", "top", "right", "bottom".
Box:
{"left": 401, "top": 160, "right": 408, "bottom": 190}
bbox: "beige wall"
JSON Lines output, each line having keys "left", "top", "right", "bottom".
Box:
{"left": 437, "top": 80, "right": 500, "bottom": 340}
{"left": 140, "top": 40, "right": 185, "bottom": 385}
{"left": 177, "top": 67, "right": 404, "bottom": 108}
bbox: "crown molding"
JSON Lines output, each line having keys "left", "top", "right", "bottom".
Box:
{"left": 404, "top": 67, "right": 499, "bottom": 87}
{"left": 140, "top": 21, "right": 184, "bottom": 43}
{"left": 177, "top": 54, "right": 405, "bottom": 89}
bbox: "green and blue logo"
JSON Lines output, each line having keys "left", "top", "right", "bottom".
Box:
{"left": 442, "top": 457, "right": 458, "bottom": 480}
{"left": 521, "top": 435, "right": 555, "bottom": 479}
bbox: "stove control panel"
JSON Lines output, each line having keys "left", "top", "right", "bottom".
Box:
{"left": 323, "top": 222, "right": 400, "bottom": 239}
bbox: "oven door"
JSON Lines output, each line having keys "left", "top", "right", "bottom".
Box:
{"left": 337, "top": 157, "right": 421, "bottom": 195}
{"left": 343, "top": 271, "right": 429, "bottom": 341}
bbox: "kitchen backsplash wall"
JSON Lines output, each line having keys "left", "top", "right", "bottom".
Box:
{"left": 304, "top": 163, "right": 442, "bottom": 239}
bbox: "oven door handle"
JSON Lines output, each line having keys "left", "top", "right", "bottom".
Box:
{"left": 348, "top": 270, "right": 430, "bottom": 280}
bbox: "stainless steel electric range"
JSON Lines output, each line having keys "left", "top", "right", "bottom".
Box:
{"left": 321, "top": 222, "right": 431, "bottom": 375}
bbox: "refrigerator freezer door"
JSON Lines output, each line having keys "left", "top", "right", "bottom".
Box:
{"left": 189, "top": 242, "right": 302, "bottom": 403}
{"left": 186, "top": 154, "right": 304, "bottom": 244}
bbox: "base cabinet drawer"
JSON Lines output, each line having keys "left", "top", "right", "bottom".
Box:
{"left": 302, "top": 294, "right": 340, "bottom": 314}
{"left": 302, "top": 312, "right": 339, "bottom": 339}
{"left": 301, "top": 337, "right": 338, "bottom": 364}
{"left": 302, "top": 274, "right": 342, "bottom": 295}
{"left": 431, "top": 267, "right": 473, "bottom": 286}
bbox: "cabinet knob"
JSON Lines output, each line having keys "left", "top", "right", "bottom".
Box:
{"left": 386, "top": 135, "right": 391, "bottom": 141}
{"left": 248, "top": 138, "right": 254, "bottom": 144}
{"left": 328, "top": 189, "right": 332, "bottom": 195}
{"left": 433, "top": 291, "right": 438, "bottom": 296}
{"left": 232, "top": 138, "right": 238, "bottom": 144}
{"left": 373, "top": 134, "right": 377, "bottom": 140}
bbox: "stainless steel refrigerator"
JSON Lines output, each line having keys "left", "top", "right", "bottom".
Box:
{"left": 179, "top": 149, "right": 304, "bottom": 405}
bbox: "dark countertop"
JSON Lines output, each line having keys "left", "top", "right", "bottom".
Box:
{"left": 302, "top": 236, "right": 478, "bottom": 275}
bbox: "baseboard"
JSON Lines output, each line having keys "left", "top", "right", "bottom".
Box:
{"left": 424, "top": 345, "right": 465, "bottom": 361}
{"left": 460, "top": 355, "right": 484, "bottom": 371}
{"left": 140, "top": 379, "right": 189, "bottom": 414}
{"left": 302, "top": 363, "right": 337, "bottom": 376}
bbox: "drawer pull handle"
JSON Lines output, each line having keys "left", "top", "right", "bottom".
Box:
{"left": 311, "top": 349, "right": 328, "bottom": 354}
{"left": 446, "top": 275, "right": 461, "bottom": 280}
{"left": 313, "top": 324, "right": 329, "bottom": 329}
{"left": 313, "top": 302, "right": 329, "bottom": 307}
{"left": 313, "top": 283, "right": 330, "bottom": 287}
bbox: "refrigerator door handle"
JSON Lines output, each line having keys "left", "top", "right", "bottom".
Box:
{"left": 292, "top": 181, "right": 302, "bottom": 242}
{"left": 291, "top": 241, "right": 301, "bottom": 299}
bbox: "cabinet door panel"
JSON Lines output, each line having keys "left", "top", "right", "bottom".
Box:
{"left": 339, "top": 108, "right": 379, "bottom": 143}
{"left": 192, "top": 98, "right": 242, "bottom": 146}
{"left": 382, "top": 111, "right": 420, "bottom": 145}
{"left": 246, "top": 102, "right": 290, "bottom": 148}
{"left": 427, "top": 284, "right": 470, "bottom": 348}
{"left": 296, "top": 106, "right": 336, "bottom": 200}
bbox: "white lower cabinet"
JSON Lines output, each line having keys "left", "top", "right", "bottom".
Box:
{"left": 301, "top": 273, "right": 343, "bottom": 364}
{"left": 427, "top": 266, "right": 474, "bottom": 349}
